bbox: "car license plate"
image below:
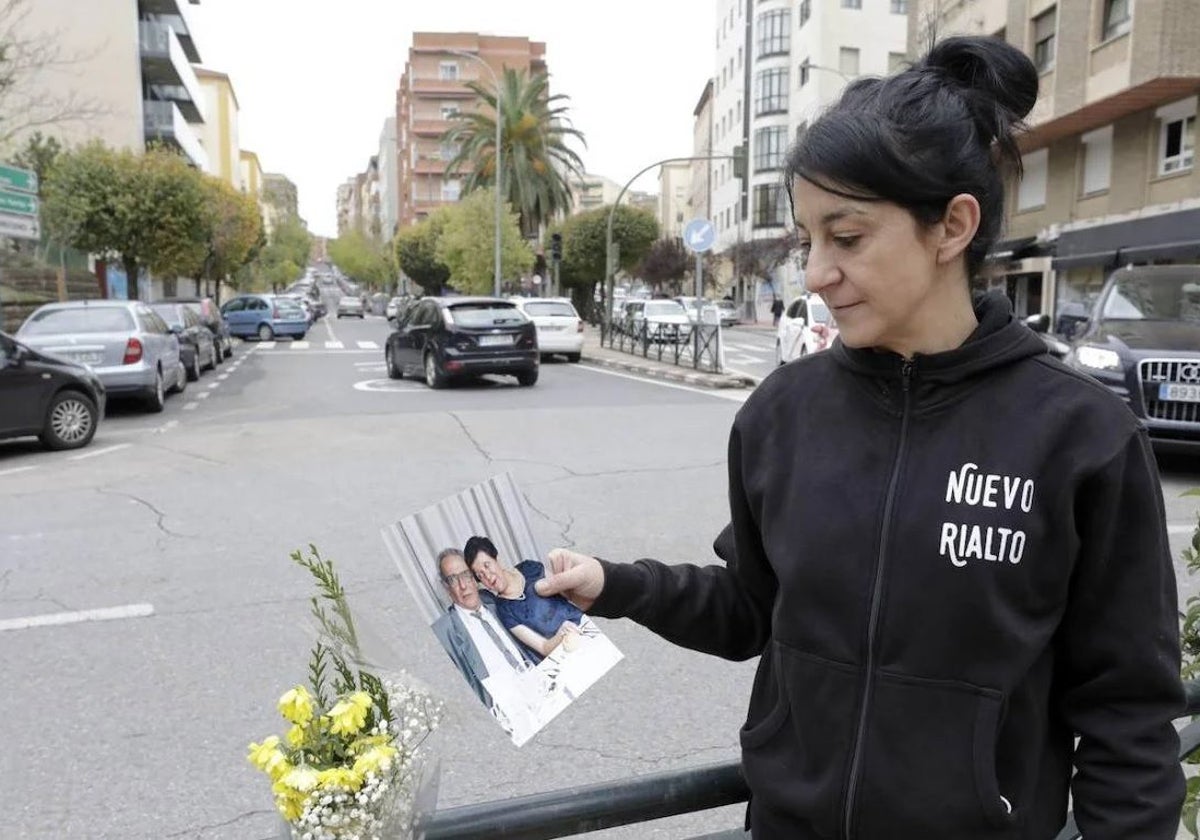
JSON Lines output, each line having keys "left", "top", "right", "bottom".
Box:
{"left": 73, "top": 352, "right": 103, "bottom": 365}
{"left": 1159, "top": 383, "right": 1200, "bottom": 403}
{"left": 479, "top": 334, "right": 513, "bottom": 347}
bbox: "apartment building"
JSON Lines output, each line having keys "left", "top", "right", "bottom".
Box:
{"left": 658, "top": 162, "right": 693, "bottom": 240}
{"left": 569, "top": 173, "right": 623, "bottom": 214}
{"left": 4, "top": 0, "right": 207, "bottom": 169}
{"left": 914, "top": 0, "right": 1200, "bottom": 319}
{"left": 336, "top": 180, "right": 354, "bottom": 237}
{"left": 378, "top": 117, "right": 400, "bottom": 239}
{"left": 194, "top": 68, "right": 242, "bottom": 189}
{"left": 394, "top": 32, "right": 547, "bottom": 228}
{"left": 690, "top": 80, "right": 715, "bottom": 223}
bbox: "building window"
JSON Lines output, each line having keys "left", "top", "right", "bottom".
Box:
{"left": 439, "top": 61, "right": 459, "bottom": 81}
{"left": 753, "top": 184, "right": 788, "bottom": 228}
{"left": 1032, "top": 7, "right": 1056, "bottom": 73}
{"left": 1017, "top": 148, "right": 1048, "bottom": 210}
{"left": 1157, "top": 97, "right": 1196, "bottom": 175}
{"left": 756, "top": 9, "right": 791, "bottom": 58}
{"left": 439, "top": 141, "right": 459, "bottom": 161}
{"left": 890, "top": 0, "right": 907, "bottom": 12}
{"left": 1102, "top": 0, "right": 1131, "bottom": 40}
{"left": 799, "top": 58, "right": 811, "bottom": 87}
{"left": 738, "top": 46, "right": 743, "bottom": 68}
{"left": 888, "top": 52, "right": 907, "bottom": 73}
{"left": 754, "top": 126, "right": 788, "bottom": 171}
{"left": 442, "top": 178, "right": 461, "bottom": 201}
{"left": 754, "top": 68, "right": 789, "bottom": 116}
{"left": 1080, "top": 125, "right": 1112, "bottom": 195}
{"left": 737, "top": 99, "right": 743, "bottom": 122}
{"left": 440, "top": 104, "right": 460, "bottom": 120}
{"left": 842, "top": 0, "right": 862, "bottom": 8}
{"left": 798, "top": 0, "right": 811, "bottom": 27}
{"left": 839, "top": 47, "right": 860, "bottom": 78}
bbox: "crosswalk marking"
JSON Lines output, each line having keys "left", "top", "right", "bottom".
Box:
{"left": 291, "top": 341, "right": 310, "bottom": 350}
{"left": 357, "top": 340, "right": 379, "bottom": 350}
{"left": 258, "top": 341, "right": 276, "bottom": 350}
{"left": 325, "top": 340, "right": 344, "bottom": 349}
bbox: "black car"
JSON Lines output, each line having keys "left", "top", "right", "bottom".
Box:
{"left": 0, "top": 331, "right": 105, "bottom": 450}
{"left": 161, "top": 297, "right": 234, "bottom": 360}
{"left": 1035, "top": 265, "right": 1200, "bottom": 452}
{"left": 385, "top": 297, "right": 538, "bottom": 388}
{"left": 149, "top": 302, "right": 218, "bottom": 382}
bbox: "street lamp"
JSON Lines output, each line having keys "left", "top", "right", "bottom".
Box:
{"left": 446, "top": 49, "right": 503, "bottom": 297}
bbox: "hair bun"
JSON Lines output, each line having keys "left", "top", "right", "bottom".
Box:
{"left": 921, "top": 36, "right": 1038, "bottom": 147}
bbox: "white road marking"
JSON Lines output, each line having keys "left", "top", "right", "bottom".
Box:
{"left": 324, "top": 317, "right": 340, "bottom": 344}
{"left": 258, "top": 341, "right": 276, "bottom": 350}
{"left": 255, "top": 349, "right": 376, "bottom": 356}
{"left": 182, "top": 402, "right": 199, "bottom": 411}
{"left": 0, "top": 602, "right": 155, "bottom": 633}
{"left": 217, "top": 373, "right": 229, "bottom": 381}
{"left": 197, "top": 391, "right": 211, "bottom": 400}
{"left": 207, "top": 382, "right": 220, "bottom": 389}
{"left": 0, "top": 465, "right": 37, "bottom": 477}
{"left": 353, "top": 379, "right": 430, "bottom": 393}
{"left": 291, "top": 341, "right": 310, "bottom": 350}
{"left": 354, "top": 360, "right": 383, "bottom": 367}
{"left": 357, "top": 340, "right": 379, "bottom": 349}
{"left": 325, "top": 340, "right": 344, "bottom": 349}
{"left": 574, "top": 364, "right": 750, "bottom": 403}
{"left": 68, "top": 443, "right": 131, "bottom": 461}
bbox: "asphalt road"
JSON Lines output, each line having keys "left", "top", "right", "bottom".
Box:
{"left": 720, "top": 324, "right": 778, "bottom": 382}
{"left": 3, "top": 313, "right": 1200, "bottom": 839}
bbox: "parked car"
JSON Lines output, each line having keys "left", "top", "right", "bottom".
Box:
{"left": 511, "top": 297, "right": 583, "bottom": 362}
{"left": 385, "top": 297, "right": 538, "bottom": 388}
{"left": 0, "top": 331, "right": 105, "bottom": 450}
{"left": 149, "top": 302, "right": 218, "bottom": 381}
{"left": 675, "top": 296, "right": 719, "bottom": 325}
{"left": 1032, "top": 265, "right": 1200, "bottom": 451}
{"left": 162, "top": 297, "right": 233, "bottom": 360}
{"left": 386, "top": 297, "right": 404, "bottom": 321}
{"left": 776, "top": 294, "right": 839, "bottom": 365}
{"left": 220, "top": 294, "right": 308, "bottom": 341}
{"left": 16, "top": 300, "right": 186, "bottom": 412}
{"left": 337, "top": 296, "right": 364, "bottom": 319}
{"left": 713, "top": 299, "right": 741, "bottom": 327}
{"left": 623, "top": 299, "right": 693, "bottom": 343}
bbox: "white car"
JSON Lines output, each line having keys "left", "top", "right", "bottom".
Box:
{"left": 625, "top": 299, "right": 693, "bottom": 343}
{"left": 511, "top": 297, "right": 583, "bottom": 362}
{"left": 336, "top": 296, "right": 364, "bottom": 318}
{"left": 776, "top": 294, "right": 839, "bottom": 365}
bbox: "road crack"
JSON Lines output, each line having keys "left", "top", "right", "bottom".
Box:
{"left": 523, "top": 493, "right": 577, "bottom": 549}
{"left": 530, "top": 460, "right": 726, "bottom": 487}
{"left": 163, "top": 808, "right": 275, "bottom": 838}
{"left": 450, "top": 412, "right": 492, "bottom": 464}
{"left": 96, "top": 486, "right": 197, "bottom": 542}
{"left": 138, "top": 441, "right": 229, "bottom": 467}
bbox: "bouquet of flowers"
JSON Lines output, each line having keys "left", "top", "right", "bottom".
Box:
{"left": 248, "top": 546, "right": 443, "bottom": 840}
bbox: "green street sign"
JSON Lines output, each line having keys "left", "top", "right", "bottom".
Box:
{"left": 0, "top": 189, "right": 38, "bottom": 216}
{"left": 0, "top": 164, "right": 37, "bottom": 194}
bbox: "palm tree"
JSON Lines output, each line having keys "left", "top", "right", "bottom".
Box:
{"left": 443, "top": 67, "right": 586, "bottom": 237}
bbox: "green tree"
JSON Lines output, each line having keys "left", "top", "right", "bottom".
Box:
{"left": 556, "top": 205, "right": 658, "bottom": 318}
{"left": 195, "top": 176, "right": 262, "bottom": 299}
{"left": 236, "top": 217, "right": 311, "bottom": 292}
{"left": 637, "top": 238, "right": 691, "bottom": 293}
{"left": 435, "top": 188, "right": 532, "bottom": 295}
{"left": 394, "top": 210, "right": 450, "bottom": 296}
{"left": 329, "top": 230, "right": 392, "bottom": 290}
{"left": 9, "top": 130, "right": 61, "bottom": 186}
{"left": 443, "top": 67, "right": 586, "bottom": 237}
{"left": 42, "top": 141, "right": 207, "bottom": 300}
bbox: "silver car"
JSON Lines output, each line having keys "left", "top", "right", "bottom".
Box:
{"left": 17, "top": 300, "right": 186, "bottom": 413}
{"left": 336, "top": 296, "right": 364, "bottom": 318}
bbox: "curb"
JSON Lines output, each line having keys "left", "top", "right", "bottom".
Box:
{"left": 581, "top": 353, "right": 756, "bottom": 390}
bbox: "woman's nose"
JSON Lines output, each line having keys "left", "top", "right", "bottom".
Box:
{"left": 803, "top": 248, "right": 840, "bottom": 293}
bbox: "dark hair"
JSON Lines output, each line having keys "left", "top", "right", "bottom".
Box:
{"left": 464, "top": 536, "right": 498, "bottom": 567}
{"left": 784, "top": 36, "right": 1038, "bottom": 276}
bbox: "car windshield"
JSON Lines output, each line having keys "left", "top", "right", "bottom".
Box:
{"left": 21, "top": 306, "right": 135, "bottom": 335}
{"left": 450, "top": 303, "right": 526, "bottom": 327}
{"left": 524, "top": 302, "right": 576, "bottom": 318}
{"left": 1102, "top": 275, "right": 1200, "bottom": 323}
{"left": 645, "top": 302, "right": 686, "bottom": 317}
{"left": 149, "top": 304, "right": 184, "bottom": 326}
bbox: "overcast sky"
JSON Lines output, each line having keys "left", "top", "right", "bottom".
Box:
{"left": 189, "top": 1, "right": 716, "bottom": 238}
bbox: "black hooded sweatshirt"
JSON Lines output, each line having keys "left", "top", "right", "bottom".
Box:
{"left": 590, "top": 292, "right": 1184, "bottom": 839}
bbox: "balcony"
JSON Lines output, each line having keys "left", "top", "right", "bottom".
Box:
{"left": 139, "top": 21, "right": 205, "bottom": 123}
{"left": 144, "top": 99, "right": 209, "bottom": 171}
{"left": 139, "top": 0, "right": 202, "bottom": 62}
{"left": 412, "top": 76, "right": 478, "bottom": 97}
{"left": 413, "top": 118, "right": 453, "bottom": 137}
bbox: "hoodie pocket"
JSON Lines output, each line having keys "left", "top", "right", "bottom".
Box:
{"left": 855, "top": 671, "right": 1016, "bottom": 839}
{"left": 739, "top": 643, "right": 860, "bottom": 838}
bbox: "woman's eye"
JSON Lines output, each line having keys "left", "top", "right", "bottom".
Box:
{"left": 833, "top": 235, "right": 860, "bottom": 248}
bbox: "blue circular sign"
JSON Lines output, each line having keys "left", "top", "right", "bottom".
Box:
{"left": 683, "top": 219, "right": 716, "bottom": 253}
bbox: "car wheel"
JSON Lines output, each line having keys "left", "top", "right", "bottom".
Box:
{"left": 144, "top": 369, "right": 166, "bottom": 413}
{"left": 386, "top": 346, "right": 403, "bottom": 380}
{"left": 257, "top": 323, "right": 274, "bottom": 341}
{"left": 424, "top": 353, "right": 447, "bottom": 390}
{"left": 206, "top": 344, "right": 218, "bottom": 370}
{"left": 516, "top": 369, "right": 539, "bottom": 387}
{"left": 566, "top": 353, "right": 581, "bottom": 363}
{"left": 40, "top": 391, "right": 98, "bottom": 451}
{"left": 170, "top": 363, "right": 187, "bottom": 395}
{"left": 186, "top": 352, "right": 201, "bottom": 381}
{"left": 223, "top": 342, "right": 233, "bottom": 359}
{"left": 293, "top": 332, "right": 306, "bottom": 342}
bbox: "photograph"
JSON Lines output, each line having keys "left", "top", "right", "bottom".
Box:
{"left": 381, "top": 473, "right": 623, "bottom": 746}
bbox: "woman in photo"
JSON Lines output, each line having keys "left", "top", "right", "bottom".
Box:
{"left": 537, "top": 36, "right": 1184, "bottom": 840}
{"left": 464, "top": 536, "right": 585, "bottom": 664}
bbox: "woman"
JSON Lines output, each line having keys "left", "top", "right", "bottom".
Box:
{"left": 536, "top": 36, "right": 1184, "bottom": 840}
{"left": 464, "top": 535, "right": 583, "bottom": 663}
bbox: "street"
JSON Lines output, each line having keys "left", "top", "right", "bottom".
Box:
{"left": 720, "top": 323, "right": 780, "bottom": 382}
{"left": 3, "top": 314, "right": 1200, "bottom": 840}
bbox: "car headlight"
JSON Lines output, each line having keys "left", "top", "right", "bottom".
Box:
{"left": 1074, "top": 345, "right": 1121, "bottom": 371}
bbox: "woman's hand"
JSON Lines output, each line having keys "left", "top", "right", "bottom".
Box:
{"left": 536, "top": 549, "right": 605, "bottom": 612}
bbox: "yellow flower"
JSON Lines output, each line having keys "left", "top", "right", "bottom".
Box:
{"left": 352, "top": 744, "right": 398, "bottom": 777}
{"left": 328, "top": 691, "right": 372, "bottom": 736}
{"left": 285, "top": 723, "right": 307, "bottom": 749}
{"left": 317, "top": 766, "right": 363, "bottom": 791}
{"left": 276, "top": 790, "right": 306, "bottom": 822}
{"left": 280, "top": 764, "right": 320, "bottom": 792}
{"left": 348, "top": 733, "right": 391, "bottom": 755}
{"left": 278, "top": 686, "right": 314, "bottom": 726}
{"left": 247, "top": 737, "right": 288, "bottom": 778}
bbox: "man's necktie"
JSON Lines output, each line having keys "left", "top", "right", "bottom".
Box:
{"left": 473, "top": 609, "right": 521, "bottom": 669}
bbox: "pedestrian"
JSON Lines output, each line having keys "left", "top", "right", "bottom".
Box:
{"left": 770, "top": 296, "right": 784, "bottom": 327}
{"left": 537, "top": 35, "right": 1184, "bottom": 840}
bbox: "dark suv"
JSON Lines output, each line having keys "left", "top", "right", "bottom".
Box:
{"left": 1054, "top": 265, "right": 1200, "bottom": 451}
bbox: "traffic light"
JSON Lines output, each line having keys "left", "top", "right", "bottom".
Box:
{"left": 550, "top": 232, "right": 563, "bottom": 262}
{"left": 732, "top": 145, "right": 747, "bottom": 181}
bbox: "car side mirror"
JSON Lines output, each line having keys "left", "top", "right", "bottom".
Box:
{"left": 7, "top": 344, "right": 28, "bottom": 366}
{"left": 1024, "top": 313, "right": 1051, "bottom": 334}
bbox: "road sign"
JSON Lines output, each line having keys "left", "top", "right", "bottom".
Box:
{"left": 0, "top": 212, "right": 41, "bottom": 240}
{"left": 0, "top": 188, "right": 38, "bottom": 216}
{"left": 683, "top": 219, "right": 716, "bottom": 253}
{"left": 0, "top": 164, "right": 37, "bottom": 194}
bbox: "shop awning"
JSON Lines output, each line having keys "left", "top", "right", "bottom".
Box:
{"left": 1051, "top": 208, "right": 1200, "bottom": 270}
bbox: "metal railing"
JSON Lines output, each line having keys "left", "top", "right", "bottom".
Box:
{"left": 420, "top": 679, "right": 1200, "bottom": 840}
{"left": 603, "top": 321, "right": 723, "bottom": 374}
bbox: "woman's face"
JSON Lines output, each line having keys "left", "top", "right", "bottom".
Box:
{"left": 470, "top": 552, "right": 506, "bottom": 594}
{"left": 792, "top": 177, "right": 944, "bottom": 355}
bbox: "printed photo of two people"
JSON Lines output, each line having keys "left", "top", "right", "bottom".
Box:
{"left": 381, "top": 473, "right": 623, "bottom": 746}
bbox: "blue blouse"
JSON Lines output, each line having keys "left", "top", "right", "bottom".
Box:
{"left": 494, "top": 560, "right": 585, "bottom": 663}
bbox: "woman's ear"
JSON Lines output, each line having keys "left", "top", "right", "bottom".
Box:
{"left": 937, "top": 193, "right": 981, "bottom": 266}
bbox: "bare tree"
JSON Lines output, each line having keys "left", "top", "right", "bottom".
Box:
{"left": 0, "top": 0, "right": 110, "bottom": 150}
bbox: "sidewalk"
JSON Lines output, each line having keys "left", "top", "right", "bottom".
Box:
{"left": 579, "top": 326, "right": 757, "bottom": 390}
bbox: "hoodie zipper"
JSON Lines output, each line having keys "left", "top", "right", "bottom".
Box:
{"left": 842, "top": 359, "right": 913, "bottom": 840}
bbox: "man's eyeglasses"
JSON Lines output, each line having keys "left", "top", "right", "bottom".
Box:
{"left": 442, "top": 570, "right": 476, "bottom": 587}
